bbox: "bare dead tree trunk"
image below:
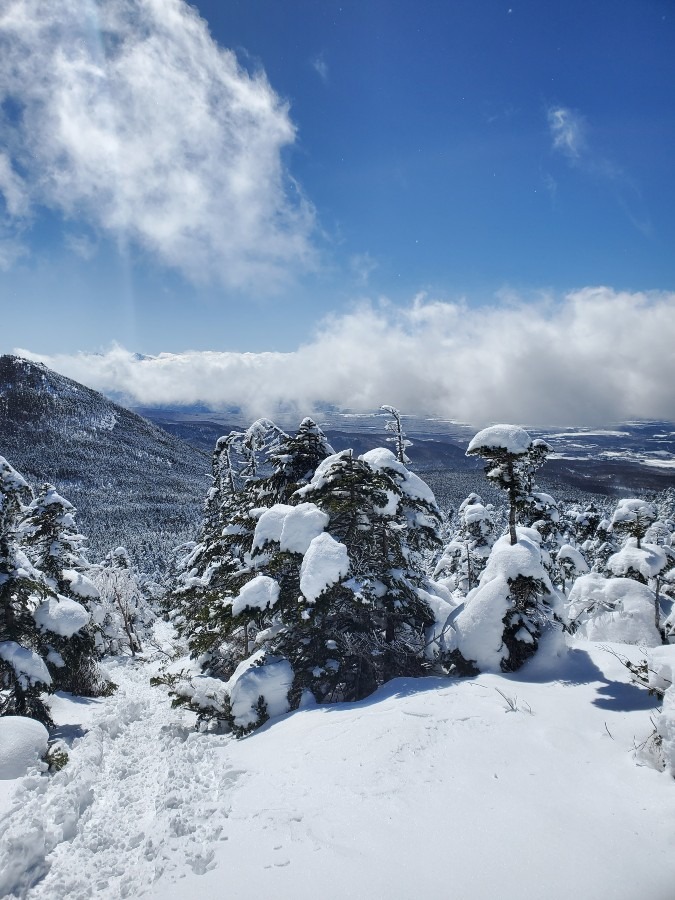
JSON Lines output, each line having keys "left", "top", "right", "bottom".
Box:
{"left": 465, "top": 540, "right": 473, "bottom": 591}
{"left": 508, "top": 461, "right": 518, "bottom": 545}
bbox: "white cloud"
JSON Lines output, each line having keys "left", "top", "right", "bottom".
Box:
{"left": 64, "top": 232, "right": 98, "bottom": 261}
{"left": 548, "top": 107, "right": 585, "bottom": 160}
{"left": 0, "top": 0, "right": 316, "bottom": 290}
{"left": 547, "top": 105, "right": 652, "bottom": 236}
{"left": 0, "top": 152, "right": 29, "bottom": 218}
{"left": 349, "top": 252, "right": 378, "bottom": 286}
{"left": 16, "top": 288, "right": 675, "bottom": 426}
{"left": 311, "top": 53, "right": 328, "bottom": 84}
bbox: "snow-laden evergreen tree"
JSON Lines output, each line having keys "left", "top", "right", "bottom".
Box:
{"left": 249, "top": 449, "right": 443, "bottom": 714}
{"left": 572, "top": 501, "right": 602, "bottom": 545}
{"left": 443, "top": 526, "right": 560, "bottom": 675}
{"left": 466, "top": 425, "right": 551, "bottom": 545}
{"left": 610, "top": 498, "right": 657, "bottom": 550}
{"left": 0, "top": 458, "right": 54, "bottom": 723}
{"left": 257, "top": 417, "right": 334, "bottom": 506}
{"left": 554, "top": 544, "right": 589, "bottom": 594}
{"left": 604, "top": 499, "right": 675, "bottom": 636}
{"left": 169, "top": 444, "right": 446, "bottom": 734}
{"left": 20, "top": 484, "right": 105, "bottom": 695}
{"left": 444, "top": 426, "right": 559, "bottom": 674}
{"left": 589, "top": 517, "right": 618, "bottom": 573}
{"left": 168, "top": 422, "right": 291, "bottom": 673}
{"left": 433, "top": 493, "right": 497, "bottom": 594}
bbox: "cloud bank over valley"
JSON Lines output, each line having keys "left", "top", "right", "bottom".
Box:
{"left": 17, "top": 287, "right": 675, "bottom": 427}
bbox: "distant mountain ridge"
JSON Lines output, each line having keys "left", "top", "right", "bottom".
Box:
{"left": 0, "top": 355, "right": 210, "bottom": 570}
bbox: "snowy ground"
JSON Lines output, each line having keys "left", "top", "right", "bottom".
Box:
{"left": 1, "top": 640, "right": 674, "bottom": 900}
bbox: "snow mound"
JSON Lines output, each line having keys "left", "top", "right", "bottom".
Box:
{"left": 567, "top": 574, "right": 660, "bottom": 645}
{"left": 34, "top": 596, "right": 90, "bottom": 638}
{"left": 300, "top": 533, "right": 350, "bottom": 602}
{"left": 232, "top": 575, "right": 280, "bottom": 617}
{"left": 253, "top": 502, "right": 328, "bottom": 555}
{"left": 467, "top": 424, "right": 532, "bottom": 455}
{"left": 62, "top": 569, "right": 100, "bottom": 599}
{"left": 0, "top": 641, "right": 51, "bottom": 687}
{"left": 0, "top": 717, "right": 48, "bottom": 780}
{"left": 226, "top": 653, "right": 294, "bottom": 729}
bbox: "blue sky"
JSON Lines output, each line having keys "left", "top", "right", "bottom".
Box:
{"left": 1, "top": 0, "right": 675, "bottom": 423}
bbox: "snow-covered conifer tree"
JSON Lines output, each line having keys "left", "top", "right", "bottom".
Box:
{"left": 434, "top": 494, "right": 497, "bottom": 594}
{"left": 0, "top": 458, "right": 53, "bottom": 723}
{"left": 610, "top": 499, "right": 657, "bottom": 550}
{"left": 265, "top": 448, "right": 443, "bottom": 704}
{"left": 257, "top": 417, "right": 334, "bottom": 506}
{"left": 466, "top": 425, "right": 551, "bottom": 545}
{"left": 443, "top": 526, "right": 559, "bottom": 675}
{"left": 21, "top": 484, "right": 104, "bottom": 695}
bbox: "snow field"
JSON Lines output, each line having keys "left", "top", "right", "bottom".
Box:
{"left": 1, "top": 642, "right": 674, "bottom": 900}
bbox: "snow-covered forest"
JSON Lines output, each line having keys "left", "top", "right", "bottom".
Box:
{"left": 2, "top": 411, "right": 675, "bottom": 899}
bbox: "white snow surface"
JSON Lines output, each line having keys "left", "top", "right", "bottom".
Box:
{"left": 567, "top": 574, "right": 661, "bottom": 645}
{"left": 231, "top": 575, "right": 280, "bottom": 617}
{"left": 62, "top": 569, "right": 100, "bottom": 599}
{"left": 299, "top": 533, "right": 350, "bottom": 602}
{"left": 0, "top": 717, "right": 48, "bottom": 780}
{"left": 1, "top": 644, "right": 674, "bottom": 899}
{"left": 252, "top": 502, "right": 328, "bottom": 555}
{"left": 467, "top": 423, "right": 532, "bottom": 455}
{"left": 34, "top": 596, "right": 90, "bottom": 638}
{"left": 0, "top": 641, "right": 51, "bottom": 687}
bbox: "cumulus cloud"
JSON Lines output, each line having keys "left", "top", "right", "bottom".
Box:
{"left": 0, "top": 0, "right": 316, "bottom": 289}
{"left": 16, "top": 288, "right": 675, "bottom": 426}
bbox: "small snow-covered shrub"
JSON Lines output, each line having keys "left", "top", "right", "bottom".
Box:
{"left": 567, "top": 574, "right": 661, "bottom": 645}
{"left": 444, "top": 527, "right": 559, "bottom": 674}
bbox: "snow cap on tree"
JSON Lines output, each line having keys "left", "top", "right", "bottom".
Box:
{"left": 467, "top": 424, "right": 534, "bottom": 456}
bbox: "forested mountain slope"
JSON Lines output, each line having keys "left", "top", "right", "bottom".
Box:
{"left": 0, "top": 356, "right": 209, "bottom": 569}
